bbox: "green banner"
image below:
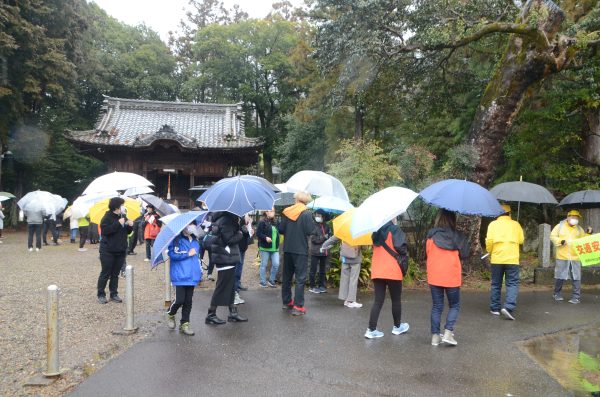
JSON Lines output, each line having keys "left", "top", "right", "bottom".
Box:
{"left": 570, "top": 233, "right": 600, "bottom": 267}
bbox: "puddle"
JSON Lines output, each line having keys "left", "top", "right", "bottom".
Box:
{"left": 520, "top": 325, "right": 600, "bottom": 396}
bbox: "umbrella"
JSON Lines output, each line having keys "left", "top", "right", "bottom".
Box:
{"left": 274, "top": 183, "right": 289, "bottom": 193}
{"left": 123, "top": 186, "right": 154, "bottom": 197}
{"left": 286, "top": 170, "right": 349, "bottom": 201}
{"left": 350, "top": 187, "right": 418, "bottom": 238}
{"left": 198, "top": 176, "right": 275, "bottom": 217}
{"left": 0, "top": 192, "right": 15, "bottom": 198}
{"left": 89, "top": 197, "right": 142, "bottom": 224}
{"left": 237, "top": 175, "right": 280, "bottom": 193}
{"left": 0, "top": 196, "right": 10, "bottom": 202}
{"left": 158, "top": 212, "right": 180, "bottom": 225}
{"left": 490, "top": 181, "right": 558, "bottom": 204}
{"left": 71, "top": 191, "right": 119, "bottom": 219}
{"left": 17, "top": 191, "right": 67, "bottom": 216}
{"left": 307, "top": 196, "right": 354, "bottom": 214}
{"left": 333, "top": 208, "right": 372, "bottom": 246}
{"left": 558, "top": 190, "right": 600, "bottom": 209}
{"left": 82, "top": 172, "right": 153, "bottom": 195}
{"left": 274, "top": 192, "right": 295, "bottom": 207}
{"left": 151, "top": 211, "right": 207, "bottom": 267}
{"left": 419, "top": 179, "right": 504, "bottom": 217}
{"left": 140, "top": 194, "right": 178, "bottom": 217}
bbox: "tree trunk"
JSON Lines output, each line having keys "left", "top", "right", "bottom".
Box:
{"left": 354, "top": 99, "right": 364, "bottom": 141}
{"left": 263, "top": 152, "right": 273, "bottom": 182}
{"left": 584, "top": 107, "right": 600, "bottom": 166}
{"left": 468, "top": 0, "right": 567, "bottom": 186}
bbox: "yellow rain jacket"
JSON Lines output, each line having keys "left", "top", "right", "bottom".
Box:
{"left": 550, "top": 221, "right": 588, "bottom": 260}
{"left": 485, "top": 215, "right": 524, "bottom": 265}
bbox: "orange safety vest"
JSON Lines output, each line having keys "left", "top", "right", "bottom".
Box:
{"left": 425, "top": 238, "right": 462, "bottom": 288}
{"left": 371, "top": 232, "right": 403, "bottom": 281}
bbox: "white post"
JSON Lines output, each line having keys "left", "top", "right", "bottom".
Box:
{"left": 123, "top": 265, "right": 137, "bottom": 332}
{"left": 43, "top": 285, "right": 61, "bottom": 377}
{"left": 164, "top": 250, "right": 172, "bottom": 308}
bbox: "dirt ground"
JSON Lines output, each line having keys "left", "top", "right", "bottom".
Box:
{"left": 0, "top": 230, "right": 261, "bottom": 396}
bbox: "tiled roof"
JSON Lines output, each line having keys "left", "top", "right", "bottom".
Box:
{"left": 67, "top": 96, "right": 262, "bottom": 150}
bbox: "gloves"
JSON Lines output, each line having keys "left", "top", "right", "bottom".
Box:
{"left": 560, "top": 240, "right": 566, "bottom": 246}
{"left": 586, "top": 226, "right": 593, "bottom": 234}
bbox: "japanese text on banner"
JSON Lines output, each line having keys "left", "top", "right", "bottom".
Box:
{"left": 571, "top": 233, "right": 600, "bottom": 267}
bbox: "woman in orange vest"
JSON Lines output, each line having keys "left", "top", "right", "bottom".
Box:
{"left": 425, "top": 210, "right": 469, "bottom": 346}
{"left": 365, "top": 218, "right": 409, "bottom": 339}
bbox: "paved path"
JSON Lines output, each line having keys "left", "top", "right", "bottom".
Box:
{"left": 70, "top": 287, "right": 600, "bottom": 396}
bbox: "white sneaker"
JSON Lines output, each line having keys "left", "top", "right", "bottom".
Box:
{"left": 364, "top": 329, "right": 384, "bottom": 339}
{"left": 78, "top": 248, "right": 87, "bottom": 252}
{"left": 442, "top": 329, "right": 457, "bottom": 346}
{"left": 431, "top": 334, "right": 442, "bottom": 346}
{"left": 234, "top": 292, "right": 245, "bottom": 305}
{"left": 143, "top": 258, "right": 150, "bottom": 262}
{"left": 35, "top": 248, "right": 40, "bottom": 252}
{"left": 392, "top": 323, "right": 410, "bottom": 335}
{"left": 344, "top": 301, "right": 363, "bottom": 308}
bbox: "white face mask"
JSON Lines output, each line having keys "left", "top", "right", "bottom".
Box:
{"left": 315, "top": 216, "right": 322, "bottom": 223}
{"left": 120, "top": 205, "right": 127, "bottom": 215}
{"left": 568, "top": 218, "right": 579, "bottom": 226}
{"left": 186, "top": 225, "right": 197, "bottom": 235}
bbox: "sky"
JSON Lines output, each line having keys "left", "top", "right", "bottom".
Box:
{"left": 91, "top": 0, "right": 305, "bottom": 43}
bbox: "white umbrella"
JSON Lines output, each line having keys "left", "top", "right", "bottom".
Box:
{"left": 286, "top": 170, "right": 349, "bottom": 201}
{"left": 123, "top": 186, "right": 154, "bottom": 197}
{"left": 0, "top": 196, "right": 10, "bottom": 202}
{"left": 82, "top": 172, "right": 153, "bottom": 195}
{"left": 350, "top": 187, "right": 418, "bottom": 238}
{"left": 158, "top": 212, "right": 179, "bottom": 225}
{"left": 274, "top": 183, "right": 289, "bottom": 193}
{"left": 17, "top": 191, "right": 67, "bottom": 216}
{"left": 307, "top": 196, "right": 354, "bottom": 214}
{"left": 71, "top": 191, "right": 119, "bottom": 219}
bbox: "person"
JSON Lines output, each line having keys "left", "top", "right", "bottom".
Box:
{"left": 89, "top": 221, "right": 100, "bottom": 244}
{"left": 166, "top": 223, "right": 202, "bottom": 335}
{"left": 0, "top": 203, "right": 4, "bottom": 241}
{"left": 55, "top": 211, "right": 63, "bottom": 242}
{"left": 143, "top": 204, "right": 161, "bottom": 262}
{"left": 42, "top": 213, "right": 59, "bottom": 246}
{"left": 550, "top": 209, "right": 592, "bottom": 304}
{"left": 278, "top": 191, "right": 316, "bottom": 316}
{"left": 201, "top": 213, "right": 216, "bottom": 280}
{"left": 204, "top": 211, "right": 248, "bottom": 325}
{"left": 127, "top": 214, "right": 143, "bottom": 255}
{"left": 77, "top": 216, "right": 90, "bottom": 252}
{"left": 425, "top": 210, "right": 469, "bottom": 346}
{"left": 69, "top": 214, "right": 78, "bottom": 243}
{"left": 233, "top": 215, "right": 252, "bottom": 305}
{"left": 97, "top": 197, "right": 133, "bottom": 304}
{"left": 308, "top": 209, "right": 332, "bottom": 294}
{"left": 25, "top": 208, "right": 43, "bottom": 252}
{"left": 321, "top": 235, "right": 364, "bottom": 308}
{"left": 485, "top": 204, "right": 524, "bottom": 320}
{"left": 256, "top": 209, "right": 280, "bottom": 288}
{"left": 365, "top": 218, "right": 410, "bottom": 339}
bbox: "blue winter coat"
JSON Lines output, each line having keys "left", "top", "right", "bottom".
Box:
{"left": 168, "top": 234, "right": 202, "bottom": 286}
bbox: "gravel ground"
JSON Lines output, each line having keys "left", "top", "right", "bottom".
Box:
{"left": 0, "top": 230, "right": 261, "bottom": 396}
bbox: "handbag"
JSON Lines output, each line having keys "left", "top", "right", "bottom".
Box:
{"left": 381, "top": 240, "right": 408, "bottom": 277}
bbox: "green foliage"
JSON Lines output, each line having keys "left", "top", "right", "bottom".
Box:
{"left": 326, "top": 244, "right": 372, "bottom": 288}
{"left": 277, "top": 115, "right": 326, "bottom": 181}
{"left": 328, "top": 139, "right": 400, "bottom": 205}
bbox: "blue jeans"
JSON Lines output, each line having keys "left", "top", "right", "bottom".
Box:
{"left": 259, "top": 250, "right": 280, "bottom": 284}
{"left": 70, "top": 228, "right": 78, "bottom": 241}
{"left": 490, "top": 264, "right": 520, "bottom": 312}
{"left": 430, "top": 285, "right": 460, "bottom": 334}
{"left": 235, "top": 251, "right": 246, "bottom": 291}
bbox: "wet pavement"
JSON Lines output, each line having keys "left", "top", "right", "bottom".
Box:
{"left": 70, "top": 287, "right": 600, "bottom": 397}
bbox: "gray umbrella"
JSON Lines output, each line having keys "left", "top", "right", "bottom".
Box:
{"left": 274, "top": 192, "right": 295, "bottom": 207}
{"left": 558, "top": 190, "right": 600, "bottom": 209}
{"left": 490, "top": 181, "right": 558, "bottom": 204}
{"left": 140, "top": 194, "right": 177, "bottom": 217}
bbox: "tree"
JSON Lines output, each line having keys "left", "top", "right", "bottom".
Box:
{"left": 277, "top": 115, "right": 326, "bottom": 181}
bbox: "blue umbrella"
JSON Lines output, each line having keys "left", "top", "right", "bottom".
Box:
{"left": 419, "top": 179, "right": 504, "bottom": 217}
{"left": 198, "top": 176, "right": 275, "bottom": 216}
{"left": 307, "top": 195, "right": 354, "bottom": 214}
{"left": 151, "top": 210, "right": 207, "bottom": 268}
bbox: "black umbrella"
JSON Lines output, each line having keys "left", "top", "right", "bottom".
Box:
{"left": 558, "top": 190, "right": 600, "bottom": 209}
{"left": 140, "top": 194, "right": 177, "bottom": 217}
{"left": 490, "top": 181, "right": 558, "bottom": 204}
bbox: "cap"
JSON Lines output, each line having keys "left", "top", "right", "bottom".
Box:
{"left": 567, "top": 209, "right": 581, "bottom": 218}
{"left": 501, "top": 204, "right": 511, "bottom": 214}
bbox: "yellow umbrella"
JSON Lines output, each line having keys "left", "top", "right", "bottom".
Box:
{"left": 333, "top": 208, "right": 372, "bottom": 246}
{"left": 89, "top": 198, "right": 141, "bottom": 224}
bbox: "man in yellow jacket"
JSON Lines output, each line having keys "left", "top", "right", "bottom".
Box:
{"left": 550, "top": 210, "right": 592, "bottom": 304}
{"left": 485, "top": 204, "right": 524, "bottom": 320}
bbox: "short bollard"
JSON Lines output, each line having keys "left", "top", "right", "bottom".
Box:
{"left": 43, "top": 285, "right": 62, "bottom": 377}
{"left": 123, "top": 265, "right": 138, "bottom": 333}
{"left": 164, "top": 256, "right": 172, "bottom": 308}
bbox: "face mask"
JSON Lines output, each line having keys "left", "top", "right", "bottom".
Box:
{"left": 186, "top": 225, "right": 197, "bottom": 235}
{"left": 315, "top": 216, "right": 322, "bottom": 223}
{"left": 120, "top": 205, "right": 127, "bottom": 215}
{"left": 568, "top": 218, "right": 579, "bottom": 226}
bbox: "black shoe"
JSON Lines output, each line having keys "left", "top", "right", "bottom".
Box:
{"left": 127, "top": 251, "right": 137, "bottom": 255}
{"left": 98, "top": 296, "right": 108, "bottom": 304}
{"left": 110, "top": 295, "right": 123, "bottom": 303}
{"left": 228, "top": 307, "right": 248, "bottom": 322}
{"left": 205, "top": 313, "right": 226, "bottom": 325}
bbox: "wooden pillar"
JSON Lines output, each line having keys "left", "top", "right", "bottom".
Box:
{"left": 189, "top": 172, "right": 195, "bottom": 210}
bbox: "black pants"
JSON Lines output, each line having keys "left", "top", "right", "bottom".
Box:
{"left": 128, "top": 221, "right": 140, "bottom": 253}
{"left": 168, "top": 286, "right": 195, "bottom": 324}
{"left": 309, "top": 255, "right": 328, "bottom": 288}
{"left": 368, "top": 279, "right": 403, "bottom": 331}
{"left": 97, "top": 251, "right": 125, "bottom": 297}
{"left": 79, "top": 226, "right": 89, "bottom": 249}
{"left": 43, "top": 219, "right": 58, "bottom": 244}
{"left": 27, "top": 224, "right": 42, "bottom": 249}
{"left": 210, "top": 267, "right": 236, "bottom": 307}
{"left": 282, "top": 253, "right": 308, "bottom": 308}
{"left": 145, "top": 239, "right": 154, "bottom": 260}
